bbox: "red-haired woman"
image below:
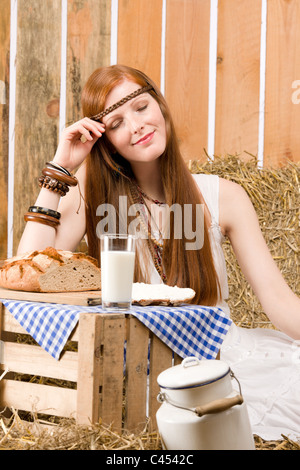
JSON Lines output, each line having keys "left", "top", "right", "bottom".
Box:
{"left": 18, "top": 65, "right": 300, "bottom": 440}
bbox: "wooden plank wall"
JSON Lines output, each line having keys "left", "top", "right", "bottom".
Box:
{"left": 1, "top": 0, "right": 300, "bottom": 258}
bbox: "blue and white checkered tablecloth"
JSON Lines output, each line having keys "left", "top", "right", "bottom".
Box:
{"left": 0, "top": 299, "right": 232, "bottom": 361}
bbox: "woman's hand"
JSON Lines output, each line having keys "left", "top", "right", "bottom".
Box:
{"left": 53, "top": 118, "right": 105, "bottom": 172}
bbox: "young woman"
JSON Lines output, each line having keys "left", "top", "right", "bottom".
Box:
{"left": 18, "top": 65, "right": 300, "bottom": 440}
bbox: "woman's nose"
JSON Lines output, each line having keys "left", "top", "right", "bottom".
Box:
{"left": 128, "top": 116, "right": 144, "bottom": 133}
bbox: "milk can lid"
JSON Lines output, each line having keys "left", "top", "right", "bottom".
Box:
{"left": 157, "top": 357, "right": 230, "bottom": 390}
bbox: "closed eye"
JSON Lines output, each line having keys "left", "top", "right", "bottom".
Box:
{"left": 109, "top": 102, "right": 148, "bottom": 130}
{"left": 111, "top": 119, "right": 123, "bottom": 130}
{"left": 137, "top": 104, "right": 147, "bottom": 112}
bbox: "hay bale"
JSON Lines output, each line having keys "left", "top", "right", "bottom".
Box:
{"left": 191, "top": 154, "right": 300, "bottom": 330}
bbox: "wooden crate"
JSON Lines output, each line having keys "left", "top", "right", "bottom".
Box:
{"left": 0, "top": 303, "right": 181, "bottom": 432}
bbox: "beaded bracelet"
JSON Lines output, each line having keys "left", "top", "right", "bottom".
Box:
{"left": 28, "top": 205, "right": 61, "bottom": 220}
{"left": 38, "top": 175, "right": 69, "bottom": 196}
{"left": 24, "top": 212, "right": 60, "bottom": 228}
{"left": 41, "top": 167, "right": 78, "bottom": 186}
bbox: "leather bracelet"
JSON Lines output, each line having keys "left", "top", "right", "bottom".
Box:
{"left": 24, "top": 212, "right": 60, "bottom": 228}
{"left": 42, "top": 167, "right": 78, "bottom": 186}
{"left": 28, "top": 206, "right": 61, "bottom": 220}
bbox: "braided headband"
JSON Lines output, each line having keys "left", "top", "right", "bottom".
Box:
{"left": 89, "top": 84, "right": 153, "bottom": 122}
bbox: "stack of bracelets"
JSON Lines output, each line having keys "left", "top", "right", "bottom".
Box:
{"left": 24, "top": 161, "right": 78, "bottom": 229}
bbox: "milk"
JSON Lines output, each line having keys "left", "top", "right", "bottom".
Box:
{"left": 101, "top": 250, "right": 135, "bottom": 303}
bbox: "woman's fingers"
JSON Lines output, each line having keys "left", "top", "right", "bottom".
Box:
{"left": 80, "top": 118, "right": 105, "bottom": 139}
{"left": 64, "top": 118, "right": 105, "bottom": 142}
{"left": 54, "top": 118, "right": 106, "bottom": 171}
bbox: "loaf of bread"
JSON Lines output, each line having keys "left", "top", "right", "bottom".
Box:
{"left": 132, "top": 282, "right": 195, "bottom": 306}
{"left": 0, "top": 246, "right": 101, "bottom": 292}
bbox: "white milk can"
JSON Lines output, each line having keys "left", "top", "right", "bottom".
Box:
{"left": 156, "top": 357, "right": 255, "bottom": 450}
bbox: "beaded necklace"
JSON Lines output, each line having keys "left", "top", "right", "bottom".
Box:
{"left": 134, "top": 182, "right": 165, "bottom": 206}
{"left": 129, "top": 182, "right": 167, "bottom": 282}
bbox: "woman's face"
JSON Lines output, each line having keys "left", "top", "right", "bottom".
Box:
{"left": 102, "top": 80, "right": 167, "bottom": 166}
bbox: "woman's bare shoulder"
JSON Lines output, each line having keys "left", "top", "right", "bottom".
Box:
{"left": 219, "top": 176, "right": 245, "bottom": 196}
{"left": 218, "top": 177, "right": 256, "bottom": 235}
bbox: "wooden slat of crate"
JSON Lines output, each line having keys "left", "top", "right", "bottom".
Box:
{"left": 0, "top": 303, "right": 78, "bottom": 420}
{"left": 0, "top": 304, "right": 78, "bottom": 383}
{"left": 1, "top": 306, "right": 29, "bottom": 335}
{"left": 76, "top": 312, "right": 126, "bottom": 430}
{"left": 99, "top": 313, "right": 126, "bottom": 430}
{"left": 0, "top": 379, "right": 77, "bottom": 418}
{"left": 1, "top": 342, "right": 78, "bottom": 382}
{"left": 124, "top": 316, "right": 150, "bottom": 432}
{"left": 76, "top": 311, "right": 102, "bottom": 425}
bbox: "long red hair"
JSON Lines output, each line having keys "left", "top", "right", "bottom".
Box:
{"left": 81, "top": 65, "right": 219, "bottom": 305}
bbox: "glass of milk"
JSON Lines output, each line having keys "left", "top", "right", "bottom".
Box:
{"left": 100, "top": 234, "right": 136, "bottom": 311}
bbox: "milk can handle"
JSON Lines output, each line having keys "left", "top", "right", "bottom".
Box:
{"left": 194, "top": 394, "right": 243, "bottom": 417}
{"left": 157, "top": 369, "right": 244, "bottom": 417}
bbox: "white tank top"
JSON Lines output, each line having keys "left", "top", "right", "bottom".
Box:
{"left": 144, "top": 173, "right": 230, "bottom": 308}
{"left": 192, "top": 173, "right": 229, "bottom": 302}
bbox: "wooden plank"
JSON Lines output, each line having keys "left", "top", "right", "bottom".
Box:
{"left": 0, "top": 0, "right": 10, "bottom": 258}
{"left": 117, "top": 0, "right": 162, "bottom": 86}
{"left": 100, "top": 314, "right": 126, "bottom": 430}
{"left": 148, "top": 333, "right": 173, "bottom": 431}
{"left": 0, "top": 287, "right": 101, "bottom": 306}
{"left": 76, "top": 312, "right": 103, "bottom": 424}
{"left": 214, "top": 0, "right": 261, "bottom": 159}
{"left": 13, "top": 0, "right": 62, "bottom": 254}
{"left": 0, "top": 379, "right": 77, "bottom": 418}
{"left": 1, "top": 341, "right": 78, "bottom": 382}
{"left": 66, "top": 0, "right": 111, "bottom": 124}
{"left": 1, "top": 306, "right": 28, "bottom": 335}
{"left": 264, "top": 0, "right": 300, "bottom": 167}
{"left": 124, "top": 316, "right": 149, "bottom": 432}
{"left": 165, "top": 0, "right": 210, "bottom": 162}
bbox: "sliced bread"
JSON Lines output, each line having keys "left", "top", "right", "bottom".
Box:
{"left": 0, "top": 246, "right": 101, "bottom": 292}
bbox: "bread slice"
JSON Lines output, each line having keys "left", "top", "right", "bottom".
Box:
{"left": 132, "top": 282, "right": 195, "bottom": 306}
{"left": 0, "top": 246, "right": 101, "bottom": 292}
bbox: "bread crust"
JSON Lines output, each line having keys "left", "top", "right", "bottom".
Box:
{"left": 0, "top": 247, "right": 101, "bottom": 292}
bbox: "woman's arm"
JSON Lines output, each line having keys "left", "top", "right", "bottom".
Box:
{"left": 17, "top": 118, "right": 105, "bottom": 254}
{"left": 219, "top": 177, "right": 300, "bottom": 339}
{"left": 17, "top": 163, "right": 87, "bottom": 253}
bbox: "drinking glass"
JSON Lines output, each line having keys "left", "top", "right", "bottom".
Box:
{"left": 100, "top": 234, "right": 136, "bottom": 311}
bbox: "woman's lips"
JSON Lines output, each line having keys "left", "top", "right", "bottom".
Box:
{"left": 134, "top": 131, "right": 155, "bottom": 145}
